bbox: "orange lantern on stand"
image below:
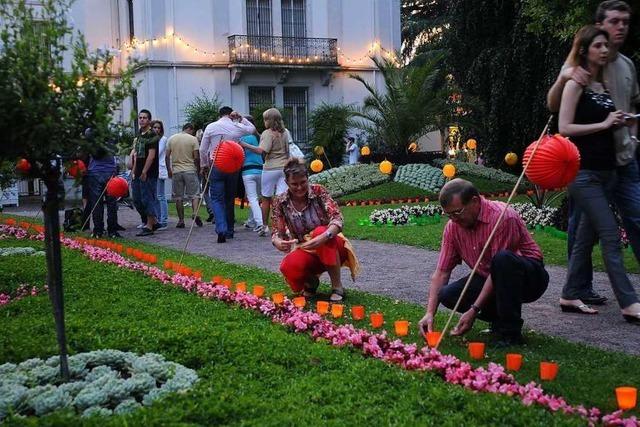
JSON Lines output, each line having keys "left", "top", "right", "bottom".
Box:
{"left": 466, "top": 139, "right": 477, "bottom": 150}
{"left": 408, "top": 142, "right": 418, "bottom": 152}
{"left": 310, "top": 159, "right": 324, "bottom": 173}
{"left": 442, "top": 164, "right": 456, "bottom": 179}
{"left": 505, "top": 152, "right": 518, "bottom": 166}
{"left": 16, "top": 158, "right": 31, "bottom": 174}
{"left": 67, "top": 160, "right": 86, "bottom": 178}
{"left": 212, "top": 140, "right": 245, "bottom": 173}
{"left": 523, "top": 134, "right": 580, "bottom": 189}
{"left": 360, "top": 146, "right": 371, "bottom": 156}
{"left": 379, "top": 160, "right": 393, "bottom": 174}
{"left": 106, "top": 177, "right": 129, "bottom": 198}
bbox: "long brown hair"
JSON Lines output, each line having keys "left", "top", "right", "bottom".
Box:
{"left": 566, "top": 25, "right": 609, "bottom": 80}
{"left": 262, "top": 107, "right": 285, "bottom": 148}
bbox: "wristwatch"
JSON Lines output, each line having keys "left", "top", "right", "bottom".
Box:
{"left": 325, "top": 230, "right": 334, "bottom": 239}
{"left": 470, "top": 304, "right": 481, "bottom": 314}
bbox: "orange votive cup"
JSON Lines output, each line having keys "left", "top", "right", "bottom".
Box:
{"left": 425, "top": 331, "right": 441, "bottom": 347}
{"left": 212, "top": 275, "right": 223, "bottom": 284}
{"left": 506, "top": 353, "right": 523, "bottom": 372}
{"left": 539, "top": 361, "right": 559, "bottom": 381}
{"left": 616, "top": 387, "right": 637, "bottom": 411}
{"left": 222, "top": 278, "right": 232, "bottom": 288}
{"left": 149, "top": 255, "right": 157, "bottom": 264}
{"left": 193, "top": 270, "right": 202, "bottom": 279}
{"left": 126, "top": 247, "right": 133, "bottom": 256}
{"left": 394, "top": 320, "right": 409, "bottom": 336}
{"left": 370, "top": 312, "right": 384, "bottom": 328}
{"left": 316, "top": 301, "right": 330, "bottom": 315}
{"left": 468, "top": 342, "right": 485, "bottom": 360}
{"left": 292, "top": 296, "right": 306, "bottom": 309}
{"left": 331, "top": 304, "right": 344, "bottom": 318}
{"left": 235, "top": 282, "right": 247, "bottom": 293}
{"left": 163, "top": 260, "right": 173, "bottom": 270}
{"left": 271, "top": 292, "right": 285, "bottom": 305}
{"left": 351, "top": 305, "right": 365, "bottom": 320}
{"left": 252, "top": 285, "right": 265, "bottom": 297}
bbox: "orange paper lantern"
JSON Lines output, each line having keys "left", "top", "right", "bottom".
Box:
{"left": 523, "top": 134, "right": 580, "bottom": 190}
{"left": 16, "top": 158, "right": 31, "bottom": 174}
{"left": 379, "top": 160, "right": 393, "bottom": 174}
{"left": 106, "top": 177, "right": 129, "bottom": 198}
{"left": 313, "top": 145, "right": 325, "bottom": 156}
{"left": 67, "top": 160, "right": 86, "bottom": 178}
{"left": 310, "top": 159, "right": 324, "bottom": 173}
{"left": 360, "top": 146, "right": 371, "bottom": 156}
{"left": 442, "top": 164, "right": 456, "bottom": 178}
{"left": 466, "top": 139, "right": 477, "bottom": 150}
{"left": 504, "top": 152, "right": 518, "bottom": 166}
{"left": 212, "top": 140, "right": 245, "bottom": 174}
{"left": 468, "top": 342, "right": 485, "bottom": 360}
{"left": 408, "top": 142, "right": 418, "bottom": 152}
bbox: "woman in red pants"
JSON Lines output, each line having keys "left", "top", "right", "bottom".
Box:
{"left": 271, "top": 158, "right": 359, "bottom": 302}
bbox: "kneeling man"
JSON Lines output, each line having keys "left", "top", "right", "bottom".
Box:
{"left": 418, "top": 179, "right": 549, "bottom": 346}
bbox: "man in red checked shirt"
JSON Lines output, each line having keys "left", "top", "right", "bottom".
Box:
{"left": 418, "top": 179, "right": 549, "bottom": 347}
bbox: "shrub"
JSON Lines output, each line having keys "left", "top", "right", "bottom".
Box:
{"left": 308, "top": 103, "right": 356, "bottom": 167}
{"left": 394, "top": 164, "right": 445, "bottom": 194}
{"left": 308, "top": 164, "right": 390, "bottom": 198}
{"left": 432, "top": 159, "right": 521, "bottom": 185}
{"left": 183, "top": 90, "right": 222, "bottom": 131}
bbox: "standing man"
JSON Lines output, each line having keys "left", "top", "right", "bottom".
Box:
{"left": 131, "top": 109, "right": 160, "bottom": 237}
{"left": 166, "top": 123, "right": 202, "bottom": 229}
{"left": 199, "top": 106, "right": 256, "bottom": 243}
{"left": 346, "top": 137, "right": 359, "bottom": 165}
{"left": 418, "top": 179, "right": 549, "bottom": 346}
{"left": 547, "top": 0, "right": 640, "bottom": 306}
{"left": 87, "top": 133, "right": 119, "bottom": 238}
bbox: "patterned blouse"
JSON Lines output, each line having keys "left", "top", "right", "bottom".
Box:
{"left": 271, "top": 184, "right": 344, "bottom": 242}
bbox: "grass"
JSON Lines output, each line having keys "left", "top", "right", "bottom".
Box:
{"left": 1, "top": 234, "right": 639, "bottom": 425}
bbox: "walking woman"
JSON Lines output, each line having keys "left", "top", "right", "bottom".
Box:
{"left": 558, "top": 25, "right": 640, "bottom": 323}
{"left": 152, "top": 120, "right": 169, "bottom": 230}
{"left": 239, "top": 115, "right": 266, "bottom": 235}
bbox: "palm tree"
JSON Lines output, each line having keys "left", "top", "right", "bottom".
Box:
{"left": 350, "top": 53, "right": 448, "bottom": 161}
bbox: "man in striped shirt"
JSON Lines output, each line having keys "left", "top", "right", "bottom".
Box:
{"left": 418, "top": 179, "right": 549, "bottom": 347}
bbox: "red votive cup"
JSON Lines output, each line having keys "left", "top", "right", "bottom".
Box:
{"left": 370, "top": 312, "right": 384, "bottom": 328}
{"left": 351, "top": 305, "right": 365, "bottom": 320}
{"left": 468, "top": 342, "right": 485, "bottom": 360}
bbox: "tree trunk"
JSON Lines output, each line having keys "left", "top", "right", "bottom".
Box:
{"left": 43, "top": 177, "right": 70, "bottom": 381}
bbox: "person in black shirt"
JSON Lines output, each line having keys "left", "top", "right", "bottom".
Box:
{"left": 131, "top": 109, "right": 160, "bottom": 236}
{"left": 558, "top": 25, "right": 640, "bottom": 323}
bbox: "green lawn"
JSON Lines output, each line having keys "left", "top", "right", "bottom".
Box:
{"left": 2, "top": 235, "right": 640, "bottom": 424}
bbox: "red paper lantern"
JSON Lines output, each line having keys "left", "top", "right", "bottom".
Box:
{"left": 522, "top": 134, "right": 580, "bottom": 190}
{"left": 106, "top": 177, "right": 129, "bottom": 198}
{"left": 67, "top": 160, "right": 86, "bottom": 178}
{"left": 211, "top": 140, "right": 245, "bottom": 174}
{"left": 16, "top": 158, "right": 31, "bottom": 174}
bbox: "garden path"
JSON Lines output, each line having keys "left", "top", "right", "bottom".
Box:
{"left": 7, "top": 203, "right": 640, "bottom": 356}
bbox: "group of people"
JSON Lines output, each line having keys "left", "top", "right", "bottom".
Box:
{"left": 82, "top": 0, "right": 640, "bottom": 347}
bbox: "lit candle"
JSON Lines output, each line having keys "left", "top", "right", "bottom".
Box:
{"left": 615, "top": 386, "right": 637, "bottom": 410}
{"left": 271, "top": 292, "right": 285, "bottom": 305}
{"left": 235, "top": 282, "right": 247, "bottom": 293}
{"left": 222, "top": 278, "right": 232, "bottom": 288}
{"left": 351, "top": 305, "right": 365, "bottom": 320}
{"left": 394, "top": 320, "right": 409, "bottom": 336}
{"left": 292, "top": 296, "right": 306, "bottom": 309}
{"left": 505, "top": 353, "right": 523, "bottom": 371}
{"left": 252, "top": 285, "right": 265, "bottom": 297}
{"left": 316, "top": 301, "right": 330, "bottom": 315}
{"left": 370, "top": 312, "right": 384, "bottom": 328}
{"left": 539, "top": 361, "right": 559, "bottom": 381}
{"left": 468, "top": 342, "right": 485, "bottom": 360}
{"left": 331, "top": 304, "right": 344, "bottom": 318}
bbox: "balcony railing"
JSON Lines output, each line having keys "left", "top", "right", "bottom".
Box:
{"left": 228, "top": 35, "right": 338, "bottom": 66}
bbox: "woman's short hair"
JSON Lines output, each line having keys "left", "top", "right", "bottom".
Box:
{"left": 566, "top": 25, "right": 609, "bottom": 68}
{"left": 439, "top": 178, "right": 479, "bottom": 208}
{"left": 263, "top": 108, "right": 285, "bottom": 133}
{"left": 284, "top": 158, "right": 308, "bottom": 181}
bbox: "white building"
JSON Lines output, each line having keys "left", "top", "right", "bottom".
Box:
{"left": 71, "top": 0, "right": 401, "bottom": 145}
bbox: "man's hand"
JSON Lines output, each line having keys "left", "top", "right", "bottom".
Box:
{"left": 451, "top": 309, "right": 477, "bottom": 336}
{"left": 229, "top": 111, "right": 241, "bottom": 121}
{"left": 418, "top": 312, "right": 435, "bottom": 335}
{"left": 200, "top": 167, "right": 209, "bottom": 179}
{"left": 140, "top": 171, "right": 147, "bottom": 182}
{"left": 562, "top": 65, "right": 590, "bottom": 87}
{"left": 167, "top": 168, "right": 173, "bottom": 179}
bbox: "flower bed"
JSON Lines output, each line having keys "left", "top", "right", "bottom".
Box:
{"left": 1, "top": 224, "right": 638, "bottom": 425}
{"left": 0, "top": 350, "right": 198, "bottom": 420}
{"left": 510, "top": 203, "right": 558, "bottom": 229}
{"left": 367, "top": 205, "right": 443, "bottom": 226}
{"left": 393, "top": 164, "right": 446, "bottom": 193}
{"left": 308, "top": 164, "right": 390, "bottom": 198}
{"left": 432, "top": 159, "right": 522, "bottom": 185}
{"left": 0, "top": 283, "right": 44, "bottom": 306}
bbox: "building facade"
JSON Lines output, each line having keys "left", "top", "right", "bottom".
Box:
{"left": 71, "top": 0, "right": 401, "bottom": 146}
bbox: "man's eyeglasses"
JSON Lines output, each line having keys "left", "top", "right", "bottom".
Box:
{"left": 444, "top": 206, "right": 466, "bottom": 218}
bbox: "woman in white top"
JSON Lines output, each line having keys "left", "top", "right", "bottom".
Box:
{"left": 152, "top": 120, "right": 169, "bottom": 230}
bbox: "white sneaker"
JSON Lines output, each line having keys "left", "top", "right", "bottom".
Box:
{"left": 256, "top": 225, "right": 268, "bottom": 237}
{"left": 244, "top": 221, "right": 257, "bottom": 229}
{"left": 136, "top": 223, "right": 146, "bottom": 229}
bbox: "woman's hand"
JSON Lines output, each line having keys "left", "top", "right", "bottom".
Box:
{"left": 274, "top": 237, "right": 298, "bottom": 252}
{"left": 298, "top": 235, "right": 326, "bottom": 250}
{"left": 604, "top": 110, "right": 626, "bottom": 128}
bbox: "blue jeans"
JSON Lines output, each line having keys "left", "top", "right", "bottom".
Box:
{"left": 88, "top": 172, "right": 118, "bottom": 234}
{"left": 131, "top": 177, "right": 159, "bottom": 221}
{"left": 563, "top": 170, "right": 638, "bottom": 308}
{"left": 209, "top": 168, "right": 238, "bottom": 237}
{"left": 157, "top": 178, "right": 168, "bottom": 226}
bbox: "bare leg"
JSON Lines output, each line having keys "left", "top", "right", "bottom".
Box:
{"left": 261, "top": 197, "right": 271, "bottom": 228}
{"left": 327, "top": 251, "right": 344, "bottom": 301}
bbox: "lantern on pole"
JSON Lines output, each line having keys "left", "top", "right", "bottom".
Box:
{"left": 522, "top": 134, "right": 580, "bottom": 189}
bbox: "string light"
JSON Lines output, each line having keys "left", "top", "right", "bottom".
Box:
{"left": 112, "top": 32, "right": 394, "bottom": 66}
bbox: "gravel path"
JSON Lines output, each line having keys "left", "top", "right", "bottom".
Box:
{"left": 7, "top": 204, "right": 640, "bottom": 356}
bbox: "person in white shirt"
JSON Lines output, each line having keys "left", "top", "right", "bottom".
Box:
{"left": 346, "top": 137, "right": 359, "bottom": 165}
{"left": 199, "top": 106, "right": 256, "bottom": 243}
{"left": 152, "top": 120, "right": 169, "bottom": 230}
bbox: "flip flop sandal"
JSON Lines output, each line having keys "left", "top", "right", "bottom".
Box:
{"left": 560, "top": 304, "right": 598, "bottom": 314}
{"left": 329, "top": 287, "right": 345, "bottom": 302}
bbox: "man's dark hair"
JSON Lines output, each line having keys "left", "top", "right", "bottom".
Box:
{"left": 139, "top": 109, "right": 152, "bottom": 120}
{"left": 595, "top": 0, "right": 632, "bottom": 23}
{"left": 219, "top": 106, "right": 233, "bottom": 117}
{"left": 439, "top": 178, "right": 480, "bottom": 208}
{"left": 182, "top": 122, "right": 194, "bottom": 131}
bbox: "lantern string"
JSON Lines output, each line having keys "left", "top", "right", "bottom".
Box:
{"left": 176, "top": 158, "right": 215, "bottom": 269}
{"left": 435, "top": 115, "right": 553, "bottom": 349}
